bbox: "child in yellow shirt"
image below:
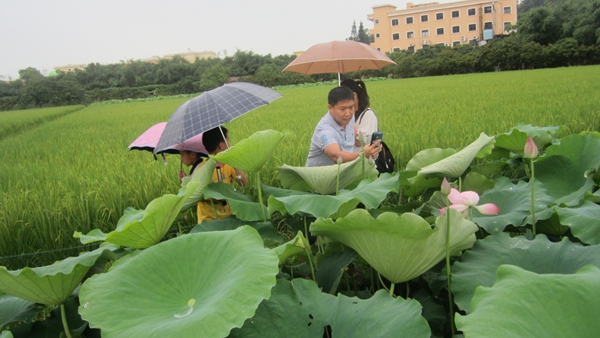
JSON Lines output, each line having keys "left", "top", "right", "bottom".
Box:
{"left": 196, "top": 126, "right": 247, "bottom": 223}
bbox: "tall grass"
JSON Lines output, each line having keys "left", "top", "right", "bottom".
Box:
{"left": 0, "top": 105, "right": 84, "bottom": 141}
{"left": 1, "top": 66, "right": 599, "bottom": 268}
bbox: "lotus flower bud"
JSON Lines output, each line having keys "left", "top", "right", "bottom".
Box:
{"left": 524, "top": 136, "right": 539, "bottom": 159}
{"left": 441, "top": 177, "right": 451, "bottom": 196}
{"left": 337, "top": 156, "right": 343, "bottom": 165}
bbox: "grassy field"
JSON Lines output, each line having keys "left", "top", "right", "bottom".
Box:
{"left": 0, "top": 105, "right": 84, "bottom": 141}
{"left": 1, "top": 65, "right": 599, "bottom": 268}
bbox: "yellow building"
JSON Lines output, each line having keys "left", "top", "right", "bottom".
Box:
{"left": 53, "top": 64, "right": 87, "bottom": 73}
{"left": 163, "top": 51, "right": 217, "bottom": 63}
{"left": 368, "top": 0, "right": 518, "bottom": 52}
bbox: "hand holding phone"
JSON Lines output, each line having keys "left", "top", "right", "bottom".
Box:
{"left": 370, "top": 131, "right": 383, "bottom": 145}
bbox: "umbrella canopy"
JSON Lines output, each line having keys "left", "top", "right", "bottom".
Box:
{"left": 129, "top": 122, "right": 208, "bottom": 156}
{"left": 154, "top": 82, "right": 283, "bottom": 154}
{"left": 282, "top": 40, "right": 396, "bottom": 76}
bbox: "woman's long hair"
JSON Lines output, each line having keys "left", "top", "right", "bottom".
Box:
{"left": 340, "top": 79, "right": 370, "bottom": 120}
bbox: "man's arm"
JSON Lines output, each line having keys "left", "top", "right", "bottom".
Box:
{"left": 324, "top": 140, "right": 382, "bottom": 163}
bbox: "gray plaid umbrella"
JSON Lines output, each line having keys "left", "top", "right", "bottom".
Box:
{"left": 154, "top": 82, "right": 282, "bottom": 153}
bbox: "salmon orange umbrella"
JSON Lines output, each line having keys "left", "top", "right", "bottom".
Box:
{"left": 282, "top": 40, "right": 396, "bottom": 85}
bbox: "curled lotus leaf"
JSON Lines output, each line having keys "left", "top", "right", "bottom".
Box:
{"left": 456, "top": 265, "right": 600, "bottom": 338}
{"left": 494, "top": 124, "right": 559, "bottom": 152}
{"left": 0, "top": 294, "right": 43, "bottom": 331}
{"left": 212, "top": 130, "right": 289, "bottom": 172}
{"left": 416, "top": 133, "right": 495, "bottom": 179}
{"left": 0, "top": 244, "right": 118, "bottom": 305}
{"left": 266, "top": 173, "right": 398, "bottom": 219}
{"left": 310, "top": 209, "right": 478, "bottom": 283}
{"left": 277, "top": 155, "right": 378, "bottom": 195}
{"left": 79, "top": 226, "right": 279, "bottom": 338}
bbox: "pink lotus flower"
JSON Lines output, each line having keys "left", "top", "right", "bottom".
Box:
{"left": 524, "top": 136, "right": 539, "bottom": 159}
{"left": 440, "top": 188, "right": 500, "bottom": 218}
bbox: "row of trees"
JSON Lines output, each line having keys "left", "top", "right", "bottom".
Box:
{"left": 1, "top": 0, "right": 599, "bottom": 111}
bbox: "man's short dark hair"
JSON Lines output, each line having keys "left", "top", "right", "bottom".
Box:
{"left": 202, "top": 126, "right": 229, "bottom": 152}
{"left": 328, "top": 86, "right": 354, "bottom": 106}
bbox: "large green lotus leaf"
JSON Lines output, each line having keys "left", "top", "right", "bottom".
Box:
{"left": 535, "top": 209, "right": 570, "bottom": 236}
{"left": 212, "top": 130, "right": 288, "bottom": 172}
{"left": 190, "top": 216, "right": 283, "bottom": 246}
{"left": 452, "top": 232, "right": 600, "bottom": 313}
{"left": 455, "top": 264, "right": 600, "bottom": 337}
{"left": 315, "top": 246, "right": 357, "bottom": 294}
{"left": 277, "top": 155, "right": 378, "bottom": 195}
{"left": 0, "top": 245, "right": 118, "bottom": 305}
{"left": 416, "top": 133, "right": 495, "bottom": 178}
{"left": 272, "top": 231, "right": 310, "bottom": 264}
{"left": 556, "top": 200, "right": 600, "bottom": 245}
{"left": 79, "top": 226, "right": 279, "bottom": 338}
{"left": 405, "top": 148, "right": 456, "bottom": 172}
{"left": 179, "top": 158, "right": 216, "bottom": 212}
{"left": 470, "top": 177, "right": 553, "bottom": 233}
{"left": 494, "top": 128, "right": 529, "bottom": 152}
{"left": 536, "top": 132, "right": 600, "bottom": 206}
{"left": 203, "top": 182, "right": 269, "bottom": 221}
{"left": 0, "top": 331, "right": 12, "bottom": 338}
{"left": 398, "top": 169, "right": 442, "bottom": 197}
{"left": 103, "top": 181, "right": 202, "bottom": 248}
{"left": 230, "top": 278, "right": 430, "bottom": 338}
{"left": 0, "top": 294, "right": 43, "bottom": 331}
{"left": 310, "top": 209, "right": 478, "bottom": 283}
{"left": 461, "top": 171, "right": 494, "bottom": 195}
{"left": 493, "top": 124, "right": 558, "bottom": 153}
{"left": 266, "top": 173, "right": 398, "bottom": 219}
{"left": 28, "top": 295, "right": 87, "bottom": 338}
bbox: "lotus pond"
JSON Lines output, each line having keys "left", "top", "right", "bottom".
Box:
{"left": 1, "top": 124, "right": 599, "bottom": 337}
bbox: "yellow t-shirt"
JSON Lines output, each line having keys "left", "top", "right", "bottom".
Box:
{"left": 196, "top": 161, "right": 238, "bottom": 223}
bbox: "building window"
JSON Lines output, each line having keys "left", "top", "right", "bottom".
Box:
{"left": 422, "top": 29, "right": 430, "bottom": 37}
{"left": 407, "top": 31, "right": 415, "bottom": 39}
{"left": 468, "top": 8, "right": 476, "bottom": 16}
{"left": 504, "top": 22, "right": 512, "bottom": 31}
{"left": 453, "top": 41, "right": 461, "bottom": 47}
{"left": 377, "top": 47, "right": 381, "bottom": 51}
{"left": 408, "top": 45, "right": 415, "bottom": 52}
{"left": 468, "top": 23, "right": 477, "bottom": 31}
{"left": 421, "top": 15, "right": 428, "bottom": 22}
{"left": 375, "top": 19, "right": 380, "bottom": 24}
{"left": 452, "top": 10, "right": 460, "bottom": 18}
{"left": 484, "top": 22, "right": 493, "bottom": 30}
{"left": 437, "top": 27, "right": 444, "bottom": 35}
{"left": 375, "top": 33, "right": 380, "bottom": 38}
{"left": 406, "top": 17, "right": 413, "bottom": 24}
{"left": 504, "top": 7, "right": 511, "bottom": 14}
{"left": 452, "top": 26, "right": 460, "bottom": 33}
{"left": 392, "top": 33, "right": 400, "bottom": 40}
{"left": 393, "top": 47, "right": 401, "bottom": 52}
{"left": 436, "top": 13, "right": 443, "bottom": 20}
{"left": 391, "top": 19, "right": 399, "bottom": 26}
{"left": 484, "top": 6, "right": 492, "bottom": 14}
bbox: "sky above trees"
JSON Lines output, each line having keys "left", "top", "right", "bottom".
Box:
{"left": 1, "top": 0, "right": 456, "bottom": 80}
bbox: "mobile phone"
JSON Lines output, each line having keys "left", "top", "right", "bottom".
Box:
{"left": 371, "top": 131, "right": 383, "bottom": 145}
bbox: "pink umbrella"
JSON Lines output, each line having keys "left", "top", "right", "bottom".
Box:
{"left": 128, "top": 123, "right": 208, "bottom": 163}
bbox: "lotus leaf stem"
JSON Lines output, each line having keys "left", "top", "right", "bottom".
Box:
{"left": 377, "top": 272, "right": 390, "bottom": 293}
{"left": 530, "top": 158, "right": 537, "bottom": 235}
{"left": 210, "top": 199, "right": 218, "bottom": 220}
{"left": 406, "top": 282, "right": 410, "bottom": 298}
{"left": 336, "top": 160, "right": 341, "bottom": 195}
{"left": 302, "top": 239, "right": 316, "bottom": 280}
{"left": 256, "top": 171, "right": 267, "bottom": 222}
{"left": 61, "top": 303, "right": 73, "bottom": 338}
{"left": 445, "top": 198, "right": 456, "bottom": 336}
{"left": 389, "top": 282, "right": 395, "bottom": 296}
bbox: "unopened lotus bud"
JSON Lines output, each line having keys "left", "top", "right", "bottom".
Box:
{"left": 337, "top": 156, "right": 343, "bottom": 165}
{"left": 441, "top": 177, "right": 451, "bottom": 196}
{"left": 524, "top": 136, "right": 539, "bottom": 159}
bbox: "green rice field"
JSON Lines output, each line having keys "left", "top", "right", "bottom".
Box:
{"left": 1, "top": 65, "right": 599, "bottom": 268}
